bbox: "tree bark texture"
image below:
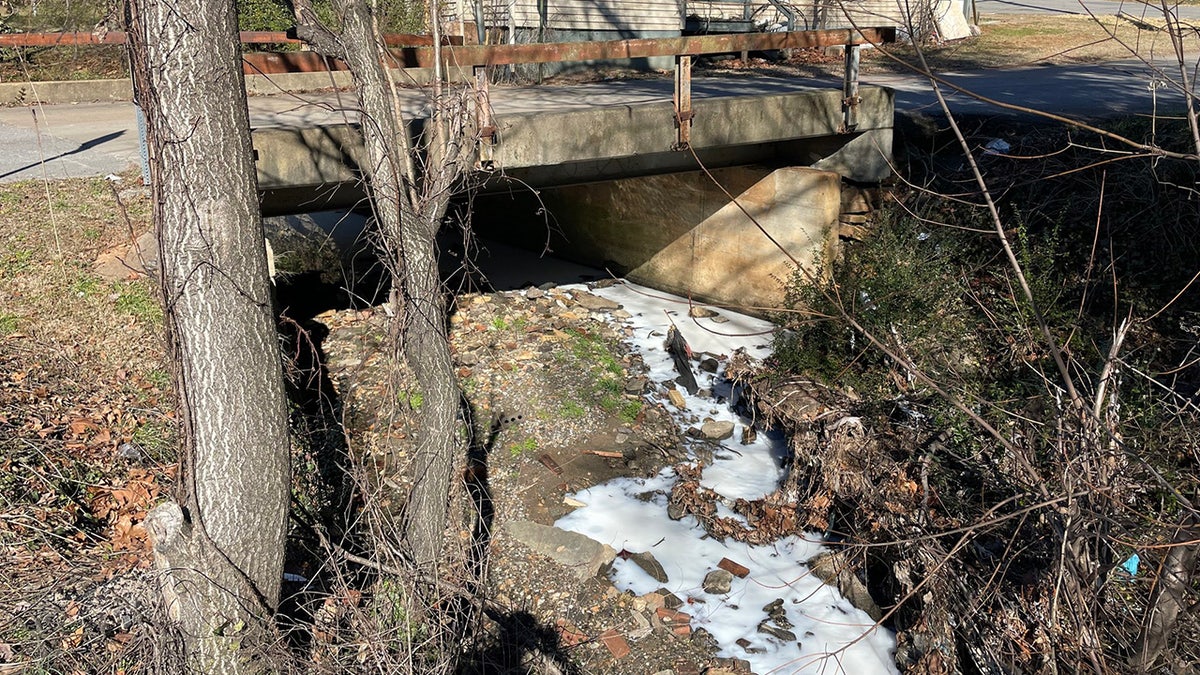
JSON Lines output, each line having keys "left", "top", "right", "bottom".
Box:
{"left": 295, "top": 0, "right": 464, "bottom": 568}
{"left": 127, "top": 0, "right": 291, "bottom": 669}
{"left": 1133, "top": 519, "right": 1199, "bottom": 670}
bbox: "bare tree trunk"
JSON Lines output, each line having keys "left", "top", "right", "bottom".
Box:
{"left": 1133, "top": 518, "right": 1199, "bottom": 670}
{"left": 126, "top": 0, "right": 291, "bottom": 669}
{"left": 294, "top": 0, "right": 467, "bottom": 568}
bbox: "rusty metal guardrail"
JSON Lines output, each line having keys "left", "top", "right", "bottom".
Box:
{"left": 0, "top": 31, "right": 456, "bottom": 47}
{"left": 397, "top": 27, "right": 894, "bottom": 68}
{"left": 417, "top": 27, "right": 896, "bottom": 156}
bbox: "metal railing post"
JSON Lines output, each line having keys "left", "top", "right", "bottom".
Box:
{"left": 673, "top": 54, "right": 693, "bottom": 151}
{"left": 841, "top": 43, "right": 860, "bottom": 133}
{"left": 475, "top": 66, "right": 496, "bottom": 169}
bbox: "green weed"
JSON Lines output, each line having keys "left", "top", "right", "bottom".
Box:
{"left": 617, "top": 399, "right": 643, "bottom": 425}
{"left": 0, "top": 313, "right": 18, "bottom": 336}
{"left": 404, "top": 390, "right": 424, "bottom": 410}
{"left": 374, "top": 577, "right": 429, "bottom": 643}
{"left": 773, "top": 213, "right": 979, "bottom": 398}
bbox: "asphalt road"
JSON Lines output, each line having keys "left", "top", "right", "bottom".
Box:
{"left": 0, "top": 60, "right": 1195, "bottom": 183}
{"left": 977, "top": 0, "right": 1200, "bottom": 19}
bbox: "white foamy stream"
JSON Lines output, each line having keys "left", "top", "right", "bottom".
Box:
{"left": 555, "top": 281, "right": 898, "bottom": 675}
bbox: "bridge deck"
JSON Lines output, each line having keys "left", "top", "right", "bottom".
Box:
{"left": 251, "top": 76, "right": 894, "bottom": 211}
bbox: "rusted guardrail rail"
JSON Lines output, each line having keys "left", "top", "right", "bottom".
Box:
{"left": 0, "top": 30, "right": 457, "bottom": 47}
{"left": 405, "top": 27, "right": 897, "bottom": 158}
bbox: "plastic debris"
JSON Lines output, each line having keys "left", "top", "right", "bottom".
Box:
{"left": 982, "top": 138, "right": 1011, "bottom": 156}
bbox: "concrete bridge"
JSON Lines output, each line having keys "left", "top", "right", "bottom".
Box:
{"left": 1, "top": 28, "right": 897, "bottom": 309}
{"left": 249, "top": 28, "right": 896, "bottom": 310}
{"left": 255, "top": 77, "right": 893, "bottom": 310}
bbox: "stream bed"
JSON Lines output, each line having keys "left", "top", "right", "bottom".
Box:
{"left": 555, "top": 281, "right": 898, "bottom": 675}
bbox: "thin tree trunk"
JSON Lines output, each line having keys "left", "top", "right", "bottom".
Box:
{"left": 1133, "top": 518, "right": 1199, "bottom": 670}
{"left": 294, "top": 0, "right": 463, "bottom": 568}
{"left": 127, "top": 0, "right": 291, "bottom": 669}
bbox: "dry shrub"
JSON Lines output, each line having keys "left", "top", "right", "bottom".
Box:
{"left": 719, "top": 115, "right": 1200, "bottom": 673}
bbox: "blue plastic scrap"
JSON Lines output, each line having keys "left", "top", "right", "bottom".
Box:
{"left": 1121, "top": 553, "right": 1140, "bottom": 576}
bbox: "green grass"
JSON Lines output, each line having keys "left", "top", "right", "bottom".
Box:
{"left": 560, "top": 400, "right": 587, "bottom": 419}
{"left": 71, "top": 275, "right": 100, "bottom": 299}
{"left": 144, "top": 368, "right": 171, "bottom": 390}
{"left": 0, "top": 246, "right": 34, "bottom": 277}
{"left": 548, "top": 328, "right": 643, "bottom": 424}
{"left": 0, "top": 314, "right": 18, "bottom": 336}
{"left": 508, "top": 437, "right": 538, "bottom": 457}
{"left": 112, "top": 280, "right": 162, "bottom": 324}
{"left": 131, "top": 419, "right": 174, "bottom": 461}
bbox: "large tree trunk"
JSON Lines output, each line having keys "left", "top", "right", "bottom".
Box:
{"left": 294, "top": 0, "right": 466, "bottom": 568}
{"left": 126, "top": 0, "right": 292, "bottom": 669}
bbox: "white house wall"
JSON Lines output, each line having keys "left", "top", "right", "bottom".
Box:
{"left": 684, "top": 0, "right": 905, "bottom": 29}
{"left": 507, "top": 0, "right": 686, "bottom": 32}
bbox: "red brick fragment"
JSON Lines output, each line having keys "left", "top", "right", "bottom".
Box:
{"left": 656, "top": 607, "right": 693, "bottom": 626}
{"left": 554, "top": 619, "right": 587, "bottom": 647}
{"left": 718, "top": 557, "right": 750, "bottom": 578}
{"left": 598, "top": 628, "right": 630, "bottom": 659}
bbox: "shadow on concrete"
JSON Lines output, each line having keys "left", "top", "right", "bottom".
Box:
{"left": 0, "top": 129, "right": 127, "bottom": 180}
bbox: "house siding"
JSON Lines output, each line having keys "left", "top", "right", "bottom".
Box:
{"left": 507, "top": 0, "right": 685, "bottom": 32}
{"left": 684, "top": 1, "right": 904, "bottom": 29}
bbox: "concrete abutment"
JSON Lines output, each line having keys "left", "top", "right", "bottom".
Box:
{"left": 474, "top": 165, "right": 843, "bottom": 311}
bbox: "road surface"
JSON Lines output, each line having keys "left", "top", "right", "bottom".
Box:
{"left": 0, "top": 59, "right": 1193, "bottom": 183}
{"left": 977, "top": 0, "right": 1200, "bottom": 19}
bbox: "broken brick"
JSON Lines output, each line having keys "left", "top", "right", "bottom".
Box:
{"left": 554, "top": 619, "right": 587, "bottom": 647}
{"left": 598, "top": 628, "right": 630, "bottom": 659}
{"left": 656, "top": 607, "right": 693, "bottom": 627}
{"left": 718, "top": 557, "right": 750, "bottom": 578}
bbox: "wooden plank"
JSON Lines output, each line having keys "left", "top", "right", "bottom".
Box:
{"left": 537, "top": 453, "right": 564, "bottom": 475}
{"left": 0, "top": 26, "right": 895, "bottom": 73}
